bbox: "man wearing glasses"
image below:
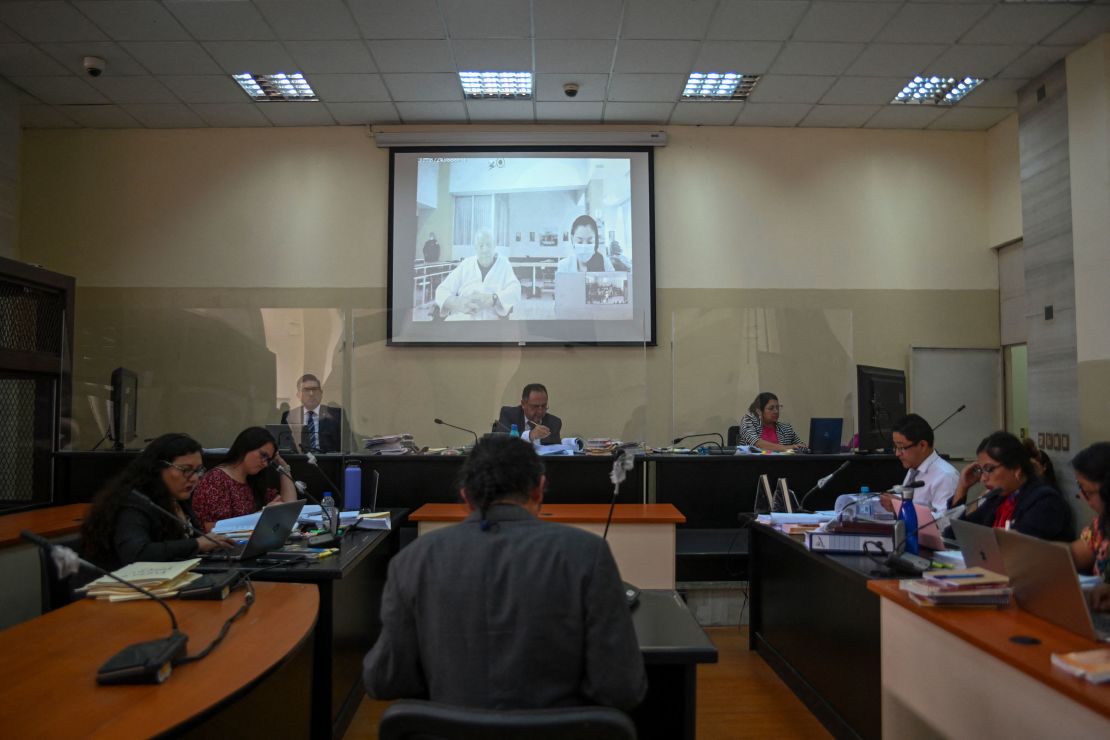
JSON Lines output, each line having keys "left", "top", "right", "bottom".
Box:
{"left": 280, "top": 373, "right": 347, "bottom": 452}
{"left": 885, "top": 413, "right": 959, "bottom": 516}
{"left": 496, "top": 383, "right": 562, "bottom": 445}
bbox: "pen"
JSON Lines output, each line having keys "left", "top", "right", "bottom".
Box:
{"left": 932, "top": 573, "right": 982, "bottom": 579}
{"left": 318, "top": 550, "right": 336, "bottom": 560}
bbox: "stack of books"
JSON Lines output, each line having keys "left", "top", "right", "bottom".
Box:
{"left": 899, "top": 567, "right": 1012, "bottom": 607}
{"left": 584, "top": 438, "right": 617, "bottom": 455}
{"left": 79, "top": 559, "right": 202, "bottom": 602}
{"left": 1052, "top": 648, "right": 1110, "bottom": 683}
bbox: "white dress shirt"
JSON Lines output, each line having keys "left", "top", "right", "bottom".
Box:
{"left": 906, "top": 449, "right": 959, "bottom": 516}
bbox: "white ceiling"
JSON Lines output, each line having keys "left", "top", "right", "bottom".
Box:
{"left": 5, "top": 0, "right": 1110, "bottom": 131}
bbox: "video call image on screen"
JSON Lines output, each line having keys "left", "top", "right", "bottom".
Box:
{"left": 389, "top": 149, "right": 654, "bottom": 345}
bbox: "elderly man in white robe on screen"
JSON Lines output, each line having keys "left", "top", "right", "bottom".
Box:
{"left": 434, "top": 229, "right": 521, "bottom": 321}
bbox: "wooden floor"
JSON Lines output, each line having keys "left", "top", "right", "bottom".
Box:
{"left": 345, "top": 627, "right": 830, "bottom": 739}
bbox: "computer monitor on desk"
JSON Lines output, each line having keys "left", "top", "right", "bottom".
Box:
{"left": 808, "top": 418, "right": 843, "bottom": 454}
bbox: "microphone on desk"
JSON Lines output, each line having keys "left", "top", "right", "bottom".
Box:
{"left": 882, "top": 489, "right": 999, "bottom": 575}
{"left": 672, "top": 432, "right": 725, "bottom": 449}
{"left": 434, "top": 418, "right": 479, "bottom": 446}
{"left": 798, "top": 460, "right": 852, "bottom": 512}
{"left": 602, "top": 450, "right": 641, "bottom": 608}
{"left": 835, "top": 480, "right": 924, "bottom": 520}
{"left": 931, "top": 404, "right": 966, "bottom": 433}
{"left": 129, "top": 490, "right": 233, "bottom": 561}
{"left": 268, "top": 458, "right": 338, "bottom": 546}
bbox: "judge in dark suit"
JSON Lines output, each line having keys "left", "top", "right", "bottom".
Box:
{"left": 280, "top": 373, "right": 347, "bottom": 452}
{"left": 496, "top": 383, "right": 562, "bottom": 445}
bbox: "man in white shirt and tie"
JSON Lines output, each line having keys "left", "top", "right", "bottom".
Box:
{"left": 280, "top": 373, "right": 347, "bottom": 453}
{"left": 884, "top": 413, "right": 959, "bottom": 516}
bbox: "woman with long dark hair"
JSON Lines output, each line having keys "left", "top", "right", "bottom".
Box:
{"left": 191, "top": 426, "right": 297, "bottom": 530}
{"left": 1070, "top": 442, "right": 1110, "bottom": 577}
{"left": 81, "top": 433, "right": 233, "bottom": 569}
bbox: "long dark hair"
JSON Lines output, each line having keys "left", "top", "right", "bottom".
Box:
{"left": 216, "top": 426, "right": 279, "bottom": 510}
{"left": 458, "top": 436, "right": 543, "bottom": 530}
{"left": 977, "top": 431, "right": 1038, "bottom": 481}
{"left": 1072, "top": 442, "right": 1110, "bottom": 539}
{"left": 82, "top": 433, "right": 201, "bottom": 565}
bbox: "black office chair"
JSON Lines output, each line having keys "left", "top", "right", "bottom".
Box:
{"left": 38, "top": 532, "right": 82, "bottom": 613}
{"left": 727, "top": 425, "right": 740, "bottom": 447}
{"left": 378, "top": 700, "right": 637, "bottom": 740}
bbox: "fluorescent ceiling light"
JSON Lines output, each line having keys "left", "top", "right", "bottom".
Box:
{"left": 892, "top": 75, "right": 983, "bottom": 105}
{"left": 682, "top": 72, "right": 760, "bottom": 101}
{"left": 233, "top": 72, "right": 317, "bottom": 101}
{"left": 459, "top": 71, "right": 533, "bottom": 99}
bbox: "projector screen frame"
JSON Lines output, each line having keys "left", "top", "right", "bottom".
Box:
{"left": 386, "top": 145, "right": 657, "bottom": 347}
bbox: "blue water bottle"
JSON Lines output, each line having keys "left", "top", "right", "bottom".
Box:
{"left": 509, "top": 424, "right": 520, "bottom": 438}
{"left": 898, "top": 491, "right": 919, "bottom": 555}
{"left": 343, "top": 462, "right": 362, "bottom": 511}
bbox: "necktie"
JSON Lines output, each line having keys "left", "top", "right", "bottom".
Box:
{"left": 307, "top": 410, "right": 319, "bottom": 450}
{"left": 906, "top": 468, "right": 918, "bottom": 488}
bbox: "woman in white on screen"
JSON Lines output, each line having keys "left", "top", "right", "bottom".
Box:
{"left": 556, "top": 215, "right": 614, "bottom": 273}
{"left": 434, "top": 228, "right": 521, "bottom": 321}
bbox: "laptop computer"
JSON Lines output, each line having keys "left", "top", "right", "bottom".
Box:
{"left": 995, "top": 527, "right": 1110, "bottom": 642}
{"left": 211, "top": 500, "right": 306, "bottom": 561}
{"left": 951, "top": 519, "right": 1006, "bottom": 574}
{"left": 808, "top": 418, "right": 844, "bottom": 454}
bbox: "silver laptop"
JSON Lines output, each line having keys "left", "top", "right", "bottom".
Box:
{"left": 216, "top": 500, "right": 306, "bottom": 561}
{"left": 952, "top": 519, "right": 1007, "bottom": 575}
{"left": 996, "top": 528, "right": 1110, "bottom": 642}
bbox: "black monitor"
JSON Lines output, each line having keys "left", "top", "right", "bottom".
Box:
{"left": 856, "top": 365, "right": 906, "bottom": 452}
{"left": 110, "top": 367, "right": 138, "bottom": 451}
{"left": 808, "top": 418, "right": 844, "bottom": 454}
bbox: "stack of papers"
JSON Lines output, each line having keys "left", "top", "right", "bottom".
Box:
{"left": 299, "top": 506, "right": 391, "bottom": 531}
{"left": 79, "top": 559, "right": 202, "bottom": 602}
{"left": 899, "top": 567, "right": 1012, "bottom": 607}
{"left": 362, "top": 434, "right": 416, "bottom": 455}
{"left": 1052, "top": 648, "right": 1110, "bottom": 683}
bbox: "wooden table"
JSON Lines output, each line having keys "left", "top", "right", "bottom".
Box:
{"left": 410, "top": 503, "right": 685, "bottom": 589}
{"left": 0, "top": 581, "right": 317, "bottom": 738}
{"left": 869, "top": 579, "right": 1110, "bottom": 737}
{"left": 0, "top": 503, "right": 89, "bottom": 548}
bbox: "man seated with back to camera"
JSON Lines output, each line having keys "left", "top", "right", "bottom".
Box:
{"left": 362, "top": 436, "right": 646, "bottom": 711}
{"left": 496, "top": 382, "right": 562, "bottom": 445}
{"left": 880, "top": 413, "right": 959, "bottom": 518}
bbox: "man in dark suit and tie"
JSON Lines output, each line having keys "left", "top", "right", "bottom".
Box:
{"left": 280, "top": 373, "right": 347, "bottom": 452}
{"left": 496, "top": 383, "right": 562, "bottom": 445}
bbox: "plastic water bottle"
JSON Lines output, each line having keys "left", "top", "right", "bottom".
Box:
{"left": 898, "top": 491, "right": 919, "bottom": 555}
{"left": 509, "top": 424, "right": 520, "bottom": 438}
{"left": 321, "top": 492, "right": 338, "bottom": 536}
{"left": 343, "top": 463, "right": 362, "bottom": 511}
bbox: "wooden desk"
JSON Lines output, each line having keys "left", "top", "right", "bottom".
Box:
{"left": 868, "top": 579, "right": 1110, "bottom": 737}
{"left": 411, "top": 503, "right": 685, "bottom": 589}
{"left": 0, "top": 503, "right": 89, "bottom": 548}
{"left": 0, "top": 581, "right": 317, "bottom": 738}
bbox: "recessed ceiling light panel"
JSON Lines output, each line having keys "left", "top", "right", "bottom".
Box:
{"left": 459, "top": 71, "right": 533, "bottom": 99}
{"left": 233, "top": 72, "right": 317, "bottom": 101}
{"left": 893, "top": 75, "right": 983, "bottom": 105}
{"left": 682, "top": 72, "right": 760, "bottom": 101}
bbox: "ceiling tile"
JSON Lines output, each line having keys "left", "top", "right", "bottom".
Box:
{"left": 10, "top": 75, "right": 108, "bottom": 105}
{"left": 73, "top": 1, "right": 190, "bottom": 41}
{"left": 962, "top": 5, "right": 1081, "bottom": 45}
{"left": 793, "top": 2, "right": 899, "bottom": 43}
{"left": 925, "top": 45, "right": 1027, "bottom": 79}
{"left": 535, "top": 101, "right": 603, "bottom": 121}
{"left": 164, "top": 0, "right": 274, "bottom": 41}
{"left": 621, "top": 0, "right": 717, "bottom": 40}
{"left": 534, "top": 0, "right": 622, "bottom": 39}
{"left": 613, "top": 40, "right": 699, "bottom": 73}
{"left": 693, "top": 41, "right": 781, "bottom": 74}
{"left": 161, "top": 75, "right": 250, "bottom": 104}
{"left": 254, "top": 1, "right": 360, "bottom": 40}
{"left": 602, "top": 102, "right": 674, "bottom": 123}
{"left": 799, "top": 104, "right": 878, "bottom": 128}
{"left": 443, "top": 0, "right": 530, "bottom": 39}
{"left": 123, "top": 103, "right": 206, "bottom": 128}
{"left": 845, "top": 44, "right": 946, "bottom": 78}
{"left": 310, "top": 73, "right": 390, "bottom": 102}
{"left": 708, "top": 0, "right": 809, "bottom": 41}
{"left": 382, "top": 73, "right": 462, "bottom": 101}
{"left": 608, "top": 74, "right": 684, "bottom": 102}
{"left": 39, "top": 41, "right": 148, "bottom": 76}
{"left": 21, "top": 104, "right": 79, "bottom": 128}
{"left": 865, "top": 106, "right": 946, "bottom": 130}
{"left": 535, "top": 40, "right": 616, "bottom": 73}
{"left": 770, "top": 42, "right": 864, "bottom": 76}
{"left": 1043, "top": 7, "right": 1110, "bottom": 47}
{"left": 203, "top": 41, "right": 298, "bottom": 74}
{"left": 745, "top": 74, "right": 834, "bottom": 104}
{"left": 669, "top": 101, "right": 743, "bottom": 125}
{"left": 959, "top": 78, "right": 1024, "bottom": 108}
{"left": 258, "top": 101, "right": 336, "bottom": 126}
{"left": 347, "top": 0, "right": 445, "bottom": 39}
{"left": 190, "top": 103, "right": 271, "bottom": 127}
{"left": 370, "top": 40, "right": 455, "bottom": 73}
{"left": 929, "top": 106, "right": 1013, "bottom": 131}
{"left": 58, "top": 104, "right": 138, "bottom": 128}
{"left": 820, "top": 77, "right": 906, "bottom": 106}
{"left": 734, "top": 102, "right": 811, "bottom": 127}
{"left": 0, "top": 44, "right": 70, "bottom": 76}
{"left": 451, "top": 39, "right": 531, "bottom": 69}
{"left": 325, "top": 101, "right": 400, "bottom": 124}
{"left": 877, "top": 3, "right": 992, "bottom": 45}
{"left": 286, "top": 41, "right": 377, "bottom": 74}
{"left": 535, "top": 73, "right": 609, "bottom": 102}
{"left": 465, "top": 99, "right": 534, "bottom": 121}
{"left": 0, "top": 1, "right": 106, "bottom": 43}
{"left": 394, "top": 100, "right": 468, "bottom": 122}
{"left": 88, "top": 76, "right": 178, "bottom": 105}
{"left": 123, "top": 41, "right": 224, "bottom": 75}
{"left": 998, "top": 46, "right": 1073, "bottom": 80}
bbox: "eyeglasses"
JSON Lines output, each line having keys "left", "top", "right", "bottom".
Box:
{"left": 163, "top": 462, "right": 205, "bottom": 478}
{"left": 300, "top": 386, "right": 322, "bottom": 394}
{"left": 893, "top": 442, "right": 920, "bottom": 454}
{"left": 976, "top": 463, "right": 1001, "bottom": 476}
{"left": 764, "top": 405, "right": 782, "bottom": 412}
{"left": 1077, "top": 480, "right": 1101, "bottom": 499}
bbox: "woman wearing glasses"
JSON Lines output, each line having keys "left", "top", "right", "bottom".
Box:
{"left": 191, "top": 426, "right": 297, "bottom": 531}
{"left": 951, "top": 431, "right": 1073, "bottom": 541}
{"left": 82, "top": 433, "right": 234, "bottom": 569}
{"left": 737, "top": 392, "right": 806, "bottom": 451}
{"left": 1069, "top": 442, "right": 1110, "bottom": 577}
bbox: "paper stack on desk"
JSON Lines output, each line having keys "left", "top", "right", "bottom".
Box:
{"left": 899, "top": 567, "right": 1012, "bottom": 607}
{"left": 79, "top": 559, "right": 202, "bottom": 602}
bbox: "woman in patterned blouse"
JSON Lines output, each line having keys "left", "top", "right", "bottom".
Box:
{"left": 1071, "top": 442, "right": 1110, "bottom": 579}
{"left": 738, "top": 392, "right": 806, "bottom": 452}
{"left": 191, "top": 426, "right": 297, "bottom": 530}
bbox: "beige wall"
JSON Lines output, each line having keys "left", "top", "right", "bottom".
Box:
{"left": 986, "top": 113, "right": 1022, "bottom": 248}
{"left": 20, "top": 124, "right": 1001, "bottom": 449}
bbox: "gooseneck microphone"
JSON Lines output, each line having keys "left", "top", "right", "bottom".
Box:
{"left": 836, "top": 480, "right": 924, "bottom": 519}
{"left": 434, "top": 418, "right": 479, "bottom": 445}
{"left": 798, "top": 460, "right": 852, "bottom": 511}
{"left": 129, "top": 490, "right": 230, "bottom": 558}
{"left": 268, "top": 458, "right": 338, "bottom": 546}
{"left": 672, "top": 432, "right": 725, "bottom": 449}
{"left": 931, "top": 404, "right": 967, "bottom": 433}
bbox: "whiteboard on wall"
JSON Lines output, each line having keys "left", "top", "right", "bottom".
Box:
{"left": 910, "top": 347, "right": 1002, "bottom": 460}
